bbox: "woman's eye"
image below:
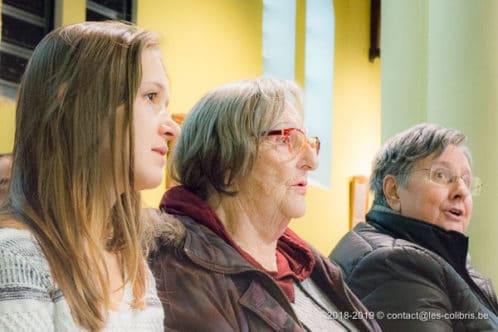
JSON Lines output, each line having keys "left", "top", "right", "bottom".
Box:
{"left": 461, "top": 175, "right": 471, "bottom": 187}
{"left": 277, "top": 136, "right": 289, "bottom": 144}
{"left": 434, "top": 169, "right": 448, "bottom": 179}
{"left": 146, "top": 92, "right": 157, "bottom": 101}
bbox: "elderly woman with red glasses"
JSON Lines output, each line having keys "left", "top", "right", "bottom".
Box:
{"left": 330, "top": 123, "right": 498, "bottom": 331}
{"left": 149, "top": 77, "right": 380, "bottom": 331}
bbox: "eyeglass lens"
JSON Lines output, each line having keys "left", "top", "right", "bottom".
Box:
{"left": 288, "top": 130, "right": 320, "bottom": 155}
{"left": 429, "top": 167, "right": 481, "bottom": 195}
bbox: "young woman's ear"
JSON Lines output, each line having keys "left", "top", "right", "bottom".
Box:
{"left": 383, "top": 175, "right": 401, "bottom": 212}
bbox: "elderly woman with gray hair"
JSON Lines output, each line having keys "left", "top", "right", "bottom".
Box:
{"left": 149, "top": 77, "right": 381, "bottom": 331}
{"left": 330, "top": 123, "right": 498, "bottom": 331}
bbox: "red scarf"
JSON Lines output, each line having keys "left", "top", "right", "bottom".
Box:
{"left": 160, "top": 185, "right": 316, "bottom": 302}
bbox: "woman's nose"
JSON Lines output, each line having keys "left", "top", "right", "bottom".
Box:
{"left": 299, "top": 143, "right": 319, "bottom": 170}
{"left": 450, "top": 177, "right": 471, "bottom": 199}
{"left": 159, "top": 113, "right": 181, "bottom": 140}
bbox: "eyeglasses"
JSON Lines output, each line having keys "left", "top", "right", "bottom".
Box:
{"left": 266, "top": 128, "right": 320, "bottom": 156}
{"left": 411, "top": 166, "right": 482, "bottom": 196}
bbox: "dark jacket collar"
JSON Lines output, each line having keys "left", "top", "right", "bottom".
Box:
{"left": 366, "top": 205, "right": 469, "bottom": 277}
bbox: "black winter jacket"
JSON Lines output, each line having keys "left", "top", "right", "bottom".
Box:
{"left": 329, "top": 206, "right": 498, "bottom": 331}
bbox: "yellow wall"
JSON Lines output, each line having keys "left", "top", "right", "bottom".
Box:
{"left": 55, "top": 0, "right": 85, "bottom": 26}
{"left": 0, "top": 98, "right": 15, "bottom": 154}
{"left": 0, "top": 0, "right": 15, "bottom": 154}
{"left": 137, "top": 0, "right": 263, "bottom": 206}
{"left": 138, "top": 0, "right": 381, "bottom": 254}
{"left": 137, "top": 0, "right": 262, "bottom": 118}
{"left": 290, "top": 0, "right": 381, "bottom": 255}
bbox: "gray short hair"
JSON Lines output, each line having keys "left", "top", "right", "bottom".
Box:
{"left": 370, "top": 123, "right": 471, "bottom": 207}
{"left": 171, "top": 77, "right": 303, "bottom": 200}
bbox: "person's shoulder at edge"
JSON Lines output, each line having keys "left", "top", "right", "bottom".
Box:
{"left": 0, "top": 225, "right": 60, "bottom": 331}
{"left": 330, "top": 222, "right": 392, "bottom": 278}
{"left": 0, "top": 225, "right": 54, "bottom": 290}
{"left": 330, "top": 221, "right": 450, "bottom": 289}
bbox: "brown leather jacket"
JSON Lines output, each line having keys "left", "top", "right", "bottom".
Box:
{"left": 149, "top": 214, "right": 381, "bottom": 331}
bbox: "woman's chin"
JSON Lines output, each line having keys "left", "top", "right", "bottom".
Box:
{"left": 134, "top": 176, "right": 163, "bottom": 192}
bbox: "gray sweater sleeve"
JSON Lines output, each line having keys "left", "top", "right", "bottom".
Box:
{"left": 0, "top": 228, "right": 60, "bottom": 332}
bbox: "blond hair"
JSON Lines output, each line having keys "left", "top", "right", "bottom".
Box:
{"left": 3, "top": 21, "right": 158, "bottom": 330}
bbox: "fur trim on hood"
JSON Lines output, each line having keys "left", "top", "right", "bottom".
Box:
{"left": 141, "top": 208, "right": 186, "bottom": 253}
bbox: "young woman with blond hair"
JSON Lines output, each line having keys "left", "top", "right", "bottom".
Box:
{"left": 0, "top": 21, "right": 180, "bottom": 331}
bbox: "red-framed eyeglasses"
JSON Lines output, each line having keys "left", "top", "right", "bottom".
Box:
{"left": 266, "top": 128, "right": 321, "bottom": 156}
